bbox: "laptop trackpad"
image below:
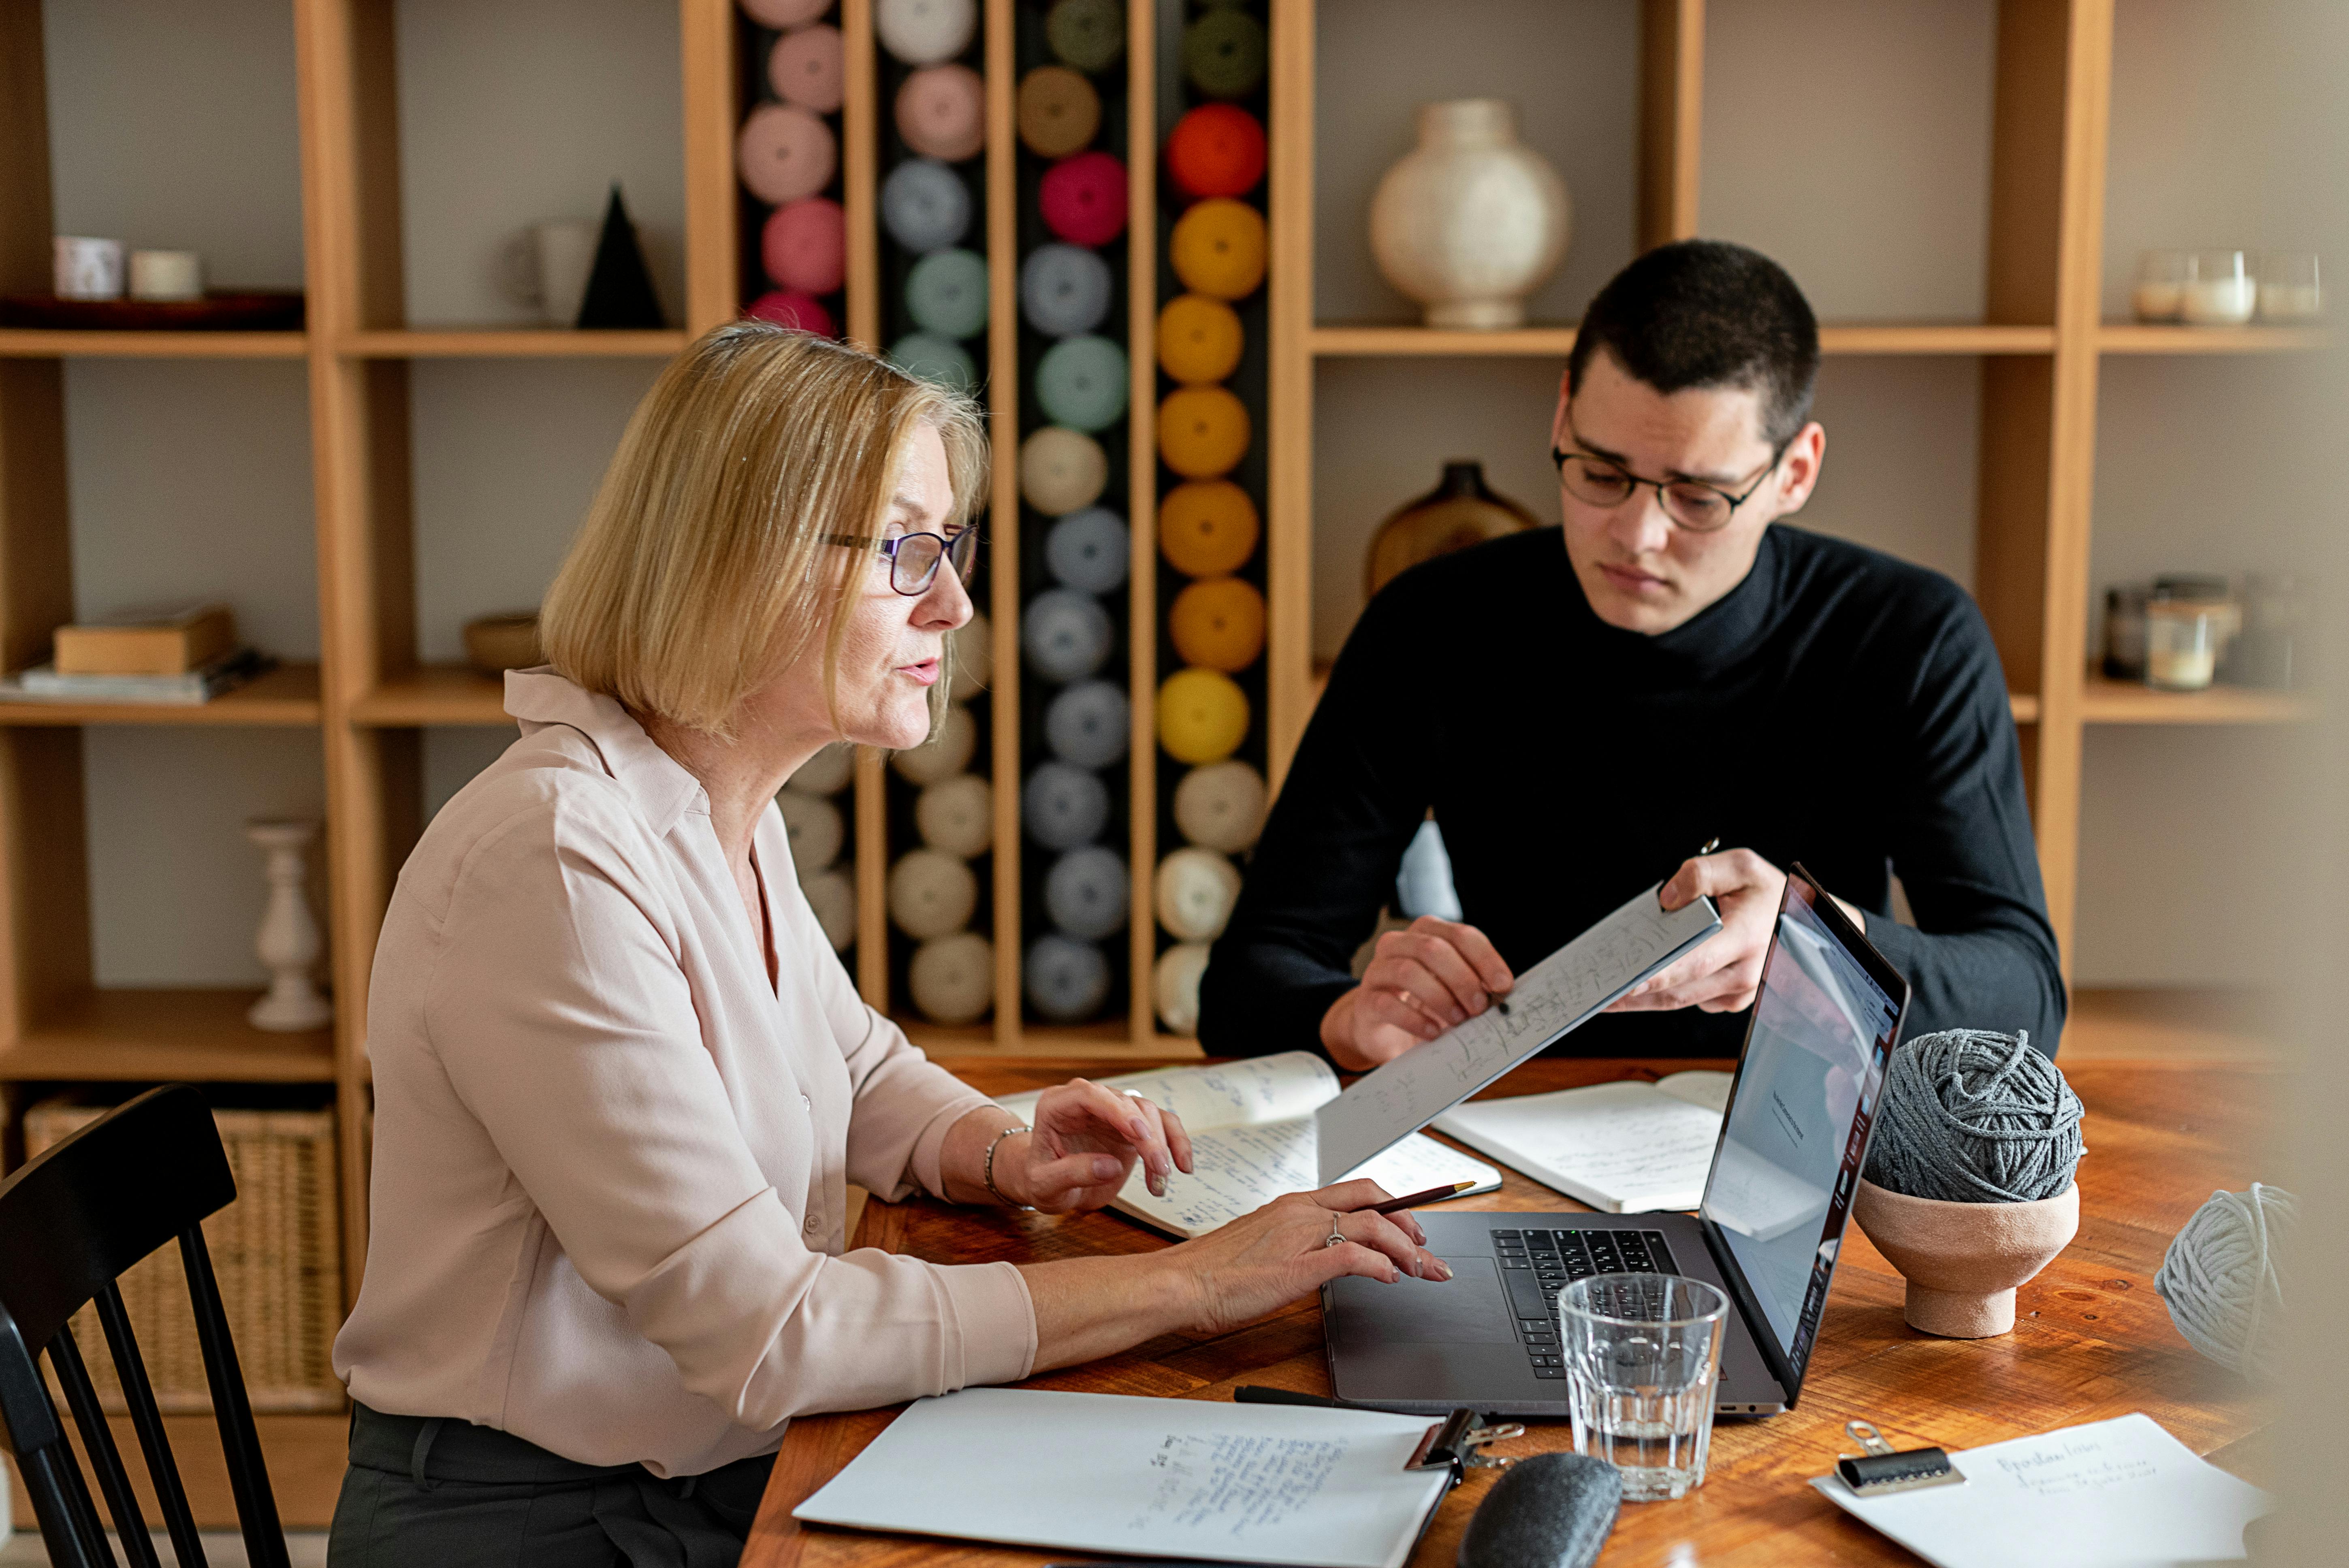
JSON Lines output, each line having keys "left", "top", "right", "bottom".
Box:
{"left": 1329, "top": 1256, "right": 1515, "bottom": 1344}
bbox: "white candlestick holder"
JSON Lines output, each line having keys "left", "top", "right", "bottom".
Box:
{"left": 246, "top": 817, "right": 332, "bottom": 1032}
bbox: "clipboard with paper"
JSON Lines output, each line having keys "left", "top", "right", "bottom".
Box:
{"left": 1314, "top": 883, "right": 1722, "bottom": 1185}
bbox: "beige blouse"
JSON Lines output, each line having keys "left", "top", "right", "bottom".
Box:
{"left": 333, "top": 671, "right": 1036, "bottom": 1477}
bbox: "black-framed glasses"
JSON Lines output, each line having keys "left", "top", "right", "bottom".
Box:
{"left": 824, "top": 529, "right": 979, "bottom": 595}
{"left": 1550, "top": 434, "right": 1790, "bottom": 534}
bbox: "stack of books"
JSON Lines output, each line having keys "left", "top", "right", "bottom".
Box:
{"left": 0, "top": 602, "right": 272, "bottom": 705}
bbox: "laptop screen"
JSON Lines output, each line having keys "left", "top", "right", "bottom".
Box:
{"left": 1701, "top": 872, "right": 1903, "bottom": 1376}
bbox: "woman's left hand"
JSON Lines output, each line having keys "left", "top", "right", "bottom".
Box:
{"left": 1003, "top": 1080, "right": 1194, "bottom": 1214}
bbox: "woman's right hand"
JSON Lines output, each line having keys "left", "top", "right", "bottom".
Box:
{"left": 1167, "top": 1181, "right": 1455, "bottom": 1336}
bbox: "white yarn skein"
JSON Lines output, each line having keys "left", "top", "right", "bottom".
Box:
{"left": 2153, "top": 1182, "right": 2296, "bottom": 1380}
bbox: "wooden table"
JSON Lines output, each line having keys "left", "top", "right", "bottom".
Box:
{"left": 747, "top": 1057, "right": 2273, "bottom": 1566}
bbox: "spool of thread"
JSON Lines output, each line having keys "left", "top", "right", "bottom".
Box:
{"left": 910, "top": 931, "right": 994, "bottom": 1025}
{"left": 906, "top": 247, "right": 989, "bottom": 339}
{"left": 891, "top": 331, "right": 977, "bottom": 393}
{"left": 882, "top": 160, "right": 973, "bottom": 253}
{"left": 1154, "top": 941, "right": 1212, "bottom": 1035}
{"left": 1169, "top": 198, "right": 1267, "bottom": 301}
{"left": 776, "top": 792, "right": 844, "bottom": 872}
{"left": 947, "top": 609, "right": 993, "bottom": 700}
{"left": 888, "top": 848, "right": 979, "bottom": 939}
{"left": 1020, "top": 244, "right": 1114, "bottom": 337}
{"left": 768, "top": 24, "right": 845, "bottom": 113}
{"left": 1046, "top": 846, "right": 1129, "bottom": 940}
{"left": 1022, "top": 588, "right": 1114, "bottom": 683}
{"left": 745, "top": 290, "right": 834, "bottom": 336}
{"left": 916, "top": 774, "right": 993, "bottom": 858}
{"left": 1159, "top": 480, "right": 1260, "bottom": 577}
{"left": 1045, "top": 507, "right": 1129, "bottom": 594}
{"left": 1020, "top": 427, "right": 1109, "bottom": 515}
{"left": 1039, "top": 151, "right": 1129, "bottom": 247}
{"left": 1173, "top": 759, "right": 1266, "bottom": 852}
{"left": 2154, "top": 1183, "right": 2296, "bottom": 1380}
{"left": 1035, "top": 334, "right": 1130, "bottom": 432}
{"left": 1045, "top": 679, "right": 1130, "bottom": 768}
{"left": 1156, "top": 847, "right": 1242, "bottom": 941}
{"left": 890, "top": 701, "right": 977, "bottom": 784}
{"left": 1862, "top": 1029, "right": 2084, "bottom": 1204}
{"left": 785, "top": 742, "right": 856, "bottom": 797}
{"left": 800, "top": 867, "right": 857, "bottom": 953}
{"left": 1165, "top": 104, "right": 1267, "bottom": 200}
{"left": 1026, "top": 934, "right": 1110, "bottom": 1021}
{"left": 763, "top": 198, "right": 847, "bottom": 294}
{"left": 896, "top": 65, "right": 986, "bottom": 162}
{"left": 875, "top": 0, "right": 977, "bottom": 66}
{"left": 1024, "top": 762, "right": 1110, "bottom": 850}
{"left": 737, "top": 104, "right": 837, "bottom": 205}
{"left": 1017, "top": 66, "right": 1101, "bottom": 159}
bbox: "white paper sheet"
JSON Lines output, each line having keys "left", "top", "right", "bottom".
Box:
{"left": 1315, "top": 885, "right": 1721, "bottom": 1184}
{"left": 995, "top": 1053, "right": 1338, "bottom": 1133}
{"left": 795, "top": 1388, "right": 1452, "bottom": 1568}
{"left": 1811, "top": 1412, "right": 2270, "bottom": 1568}
{"left": 1431, "top": 1072, "right": 1732, "bottom": 1212}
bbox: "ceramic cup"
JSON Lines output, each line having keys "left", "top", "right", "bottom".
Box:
{"left": 128, "top": 250, "right": 203, "bottom": 301}
{"left": 1852, "top": 1178, "right": 2080, "bottom": 1338}
{"left": 53, "top": 235, "right": 125, "bottom": 300}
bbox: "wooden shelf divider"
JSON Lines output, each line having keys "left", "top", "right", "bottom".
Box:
{"left": 0, "top": 661, "right": 323, "bottom": 726}
{"left": 1307, "top": 322, "right": 2059, "bottom": 357}
{"left": 0, "top": 989, "right": 335, "bottom": 1083}
{"left": 2078, "top": 674, "right": 2311, "bottom": 725}
{"left": 337, "top": 328, "right": 689, "bottom": 358}
{"left": 2095, "top": 322, "right": 2330, "bottom": 354}
{"left": 0, "top": 329, "right": 310, "bottom": 359}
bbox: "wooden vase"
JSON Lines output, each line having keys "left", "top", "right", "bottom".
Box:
{"left": 1852, "top": 1177, "right": 2078, "bottom": 1338}
{"left": 1368, "top": 99, "right": 1570, "bottom": 330}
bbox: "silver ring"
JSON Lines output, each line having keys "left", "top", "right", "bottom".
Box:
{"left": 1325, "top": 1227, "right": 1346, "bottom": 1249}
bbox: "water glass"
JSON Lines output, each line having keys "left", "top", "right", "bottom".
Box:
{"left": 1557, "top": 1273, "right": 1728, "bottom": 1502}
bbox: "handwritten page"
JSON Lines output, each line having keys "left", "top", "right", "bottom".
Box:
{"left": 994, "top": 1051, "right": 1339, "bottom": 1133}
{"left": 1811, "top": 1412, "right": 2270, "bottom": 1568}
{"left": 1316, "top": 885, "right": 1721, "bottom": 1183}
{"left": 796, "top": 1387, "right": 1452, "bottom": 1568}
{"left": 1432, "top": 1073, "right": 1732, "bottom": 1212}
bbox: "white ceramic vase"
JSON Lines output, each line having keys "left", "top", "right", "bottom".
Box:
{"left": 1369, "top": 99, "right": 1570, "bottom": 330}
{"left": 247, "top": 818, "right": 333, "bottom": 1032}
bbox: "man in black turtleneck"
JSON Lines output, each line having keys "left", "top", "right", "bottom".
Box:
{"left": 1199, "top": 240, "right": 2064, "bottom": 1070}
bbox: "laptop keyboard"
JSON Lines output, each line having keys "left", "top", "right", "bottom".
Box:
{"left": 1493, "top": 1227, "right": 1680, "bottom": 1379}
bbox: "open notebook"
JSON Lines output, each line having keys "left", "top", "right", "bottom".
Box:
{"left": 996, "top": 1053, "right": 1499, "bottom": 1240}
{"left": 1430, "top": 1070, "right": 1733, "bottom": 1213}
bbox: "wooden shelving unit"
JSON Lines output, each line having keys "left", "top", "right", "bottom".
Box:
{"left": 0, "top": 329, "right": 310, "bottom": 359}
{"left": 1307, "top": 322, "right": 2061, "bottom": 357}
{"left": 0, "top": 661, "right": 324, "bottom": 726}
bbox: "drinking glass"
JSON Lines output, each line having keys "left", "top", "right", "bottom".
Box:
{"left": 2259, "top": 252, "right": 2322, "bottom": 322}
{"left": 1557, "top": 1274, "right": 1728, "bottom": 1502}
{"left": 2132, "top": 250, "right": 2188, "bottom": 322}
{"left": 2182, "top": 250, "right": 2256, "bottom": 325}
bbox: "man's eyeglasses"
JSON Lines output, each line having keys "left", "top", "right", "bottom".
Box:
{"left": 824, "top": 529, "right": 979, "bottom": 596}
{"left": 1550, "top": 436, "right": 1790, "bottom": 534}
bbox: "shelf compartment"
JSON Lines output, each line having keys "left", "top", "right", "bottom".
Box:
{"left": 0, "top": 662, "right": 322, "bottom": 727}
{"left": 0, "top": 988, "right": 334, "bottom": 1082}
{"left": 340, "top": 329, "right": 689, "bottom": 359}
{"left": 1307, "top": 323, "right": 2057, "bottom": 358}
{"left": 0, "top": 330, "right": 309, "bottom": 359}
{"left": 348, "top": 665, "right": 513, "bottom": 727}
{"left": 2095, "top": 323, "right": 2329, "bottom": 354}
{"left": 2078, "top": 675, "right": 2310, "bottom": 724}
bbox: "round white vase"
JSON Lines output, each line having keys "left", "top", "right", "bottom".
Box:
{"left": 1369, "top": 99, "right": 1570, "bottom": 330}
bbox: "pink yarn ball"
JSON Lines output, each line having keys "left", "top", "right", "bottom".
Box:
{"left": 768, "top": 24, "right": 845, "bottom": 113}
{"left": 745, "top": 290, "right": 836, "bottom": 335}
{"left": 1039, "top": 151, "right": 1128, "bottom": 247}
{"left": 737, "top": 103, "right": 837, "bottom": 205}
{"left": 740, "top": 0, "right": 830, "bottom": 28}
{"left": 894, "top": 64, "right": 986, "bottom": 162}
{"left": 763, "top": 197, "right": 847, "bottom": 294}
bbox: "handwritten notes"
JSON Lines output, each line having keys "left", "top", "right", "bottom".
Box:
{"left": 1813, "top": 1412, "right": 2270, "bottom": 1568}
{"left": 796, "top": 1388, "right": 1453, "bottom": 1568}
{"left": 996, "top": 1052, "right": 1498, "bottom": 1239}
{"left": 1316, "top": 885, "right": 1721, "bottom": 1183}
{"left": 1432, "top": 1072, "right": 1732, "bottom": 1212}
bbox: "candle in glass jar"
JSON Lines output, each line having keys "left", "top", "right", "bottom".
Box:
{"left": 2181, "top": 251, "right": 2256, "bottom": 325}
{"left": 2133, "top": 250, "right": 2188, "bottom": 322}
{"left": 2145, "top": 600, "right": 2218, "bottom": 690}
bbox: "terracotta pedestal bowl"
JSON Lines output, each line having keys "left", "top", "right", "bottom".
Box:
{"left": 1851, "top": 1178, "right": 2079, "bottom": 1338}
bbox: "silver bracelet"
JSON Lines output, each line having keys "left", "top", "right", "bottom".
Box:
{"left": 982, "top": 1124, "right": 1030, "bottom": 1208}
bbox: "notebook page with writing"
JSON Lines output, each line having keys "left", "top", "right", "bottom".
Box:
{"left": 993, "top": 1051, "right": 1338, "bottom": 1133}
{"left": 795, "top": 1387, "right": 1452, "bottom": 1568}
{"left": 1316, "top": 885, "right": 1721, "bottom": 1184}
{"left": 1432, "top": 1074, "right": 1732, "bottom": 1212}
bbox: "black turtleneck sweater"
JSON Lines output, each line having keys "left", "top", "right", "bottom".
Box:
{"left": 1198, "top": 525, "right": 2065, "bottom": 1061}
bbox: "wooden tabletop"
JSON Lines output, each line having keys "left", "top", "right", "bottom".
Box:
{"left": 747, "top": 1056, "right": 2273, "bottom": 1567}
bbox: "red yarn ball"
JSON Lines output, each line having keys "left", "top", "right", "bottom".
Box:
{"left": 1165, "top": 103, "right": 1265, "bottom": 200}
{"left": 1038, "top": 151, "right": 1129, "bottom": 248}
{"left": 762, "top": 197, "right": 847, "bottom": 294}
{"left": 745, "top": 290, "right": 835, "bottom": 336}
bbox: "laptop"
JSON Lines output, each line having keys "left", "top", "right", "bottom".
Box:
{"left": 1323, "top": 864, "right": 1909, "bottom": 1418}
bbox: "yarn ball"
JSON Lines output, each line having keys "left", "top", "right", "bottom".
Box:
{"left": 905, "top": 247, "right": 989, "bottom": 339}
{"left": 896, "top": 65, "right": 986, "bottom": 162}
{"left": 1034, "top": 334, "right": 1129, "bottom": 432}
{"left": 1023, "top": 762, "right": 1110, "bottom": 850}
{"left": 1017, "top": 65, "right": 1101, "bottom": 159}
{"left": 1156, "top": 667, "right": 1250, "bottom": 764}
{"left": 915, "top": 773, "right": 992, "bottom": 858}
{"left": 1026, "top": 934, "right": 1110, "bottom": 1022}
{"left": 737, "top": 103, "right": 837, "bottom": 205}
{"left": 1156, "top": 293, "right": 1244, "bottom": 386}
{"left": 890, "top": 331, "right": 977, "bottom": 393}
{"left": 1154, "top": 941, "right": 1212, "bottom": 1036}
{"left": 1169, "top": 197, "right": 1267, "bottom": 301}
{"left": 1172, "top": 758, "right": 1266, "bottom": 852}
{"left": 1863, "top": 1029, "right": 2083, "bottom": 1203}
{"left": 2155, "top": 1183, "right": 2295, "bottom": 1380}
{"left": 881, "top": 159, "right": 973, "bottom": 253}
{"left": 1044, "top": 507, "right": 1129, "bottom": 594}
{"left": 888, "top": 848, "right": 978, "bottom": 940}
{"left": 875, "top": 0, "right": 977, "bottom": 66}
{"left": 1019, "top": 426, "right": 1109, "bottom": 515}
{"left": 1182, "top": 6, "right": 1267, "bottom": 98}
{"left": 1165, "top": 104, "right": 1267, "bottom": 200}
{"left": 744, "top": 290, "right": 834, "bottom": 337}
{"left": 768, "top": 24, "right": 845, "bottom": 113}
{"left": 740, "top": 0, "right": 830, "bottom": 28}
{"left": 1159, "top": 479, "right": 1260, "bottom": 577}
{"left": 910, "top": 932, "right": 994, "bottom": 1025}
{"left": 1045, "top": 0, "right": 1124, "bottom": 73}
{"left": 1039, "top": 151, "right": 1129, "bottom": 247}
{"left": 889, "top": 701, "right": 976, "bottom": 784}
{"left": 1157, "top": 384, "right": 1251, "bottom": 479}
{"left": 1046, "top": 846, "right": 1129, "bottom": 940}
{"left": 1021, "top": 243, "right": 1114, "bottom": 337}
{"left": 1022, "top": 588, "right": 1114, "bottom": 683}
{"left": 1045, "top": 679, "right": 1130, "bottom": 768}
{"left": 762, "top": 197, "right": 847, "bottom": 294}
{"left": 1168, "top": 576, "right": 1265, "bottom": 672}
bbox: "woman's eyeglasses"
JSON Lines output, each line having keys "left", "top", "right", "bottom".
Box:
{"left": 1550, "top": 437, "right": 1789, "bottom": 534}
{"left": 824, "top": 529, "right": 979, "bottom": 596}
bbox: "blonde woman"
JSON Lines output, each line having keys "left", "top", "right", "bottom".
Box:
{"left": 328, "top": 324, "right": 1449, "bottom": 1568}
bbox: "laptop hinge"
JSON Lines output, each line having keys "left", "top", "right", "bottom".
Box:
{"left": 1698, "top": 1216, "right": 1804, "bottom": 1407}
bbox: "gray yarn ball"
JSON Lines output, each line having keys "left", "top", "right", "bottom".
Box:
{"left": 1044, "top": 506, "right": 1129, "bottom": 593}
{"left": 1045, "top": 845, "right": 1128, "bottom": 940}
{"left": 1045, "top": 679, "right": 1129, "bottom": 768}
{"left": 2155, "top": 1183, "right": 2296, "bottom": 1380}
{"left": 1863, "top": 1028, "right": 2083, "bottom": 1203}
{"left": 1020, "top": 243, "right": 1112, "bottom": 337}
{"left": 881, "top": 159, "right": 972, "bottom": 252}
{"left": 1026, "top": 934, "right": 1110, "bottom": 1020}
{"left": 1022, "top": 762, "right": 1109, "bottom": 849}
{"left": 1020, "top": 588, "right": 1114, "bottom": 683}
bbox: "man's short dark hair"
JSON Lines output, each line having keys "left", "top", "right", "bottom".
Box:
{"left": 1568, "top": 241, "right": 1820, "bottom": 447}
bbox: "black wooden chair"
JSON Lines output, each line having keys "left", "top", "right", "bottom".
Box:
{"left": 0, "top": 1084, "right": 290, "bottom": 1568}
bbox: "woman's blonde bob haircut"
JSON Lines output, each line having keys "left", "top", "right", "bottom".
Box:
{"left": 541, "top": 322, "right": 987, "bottom": 736}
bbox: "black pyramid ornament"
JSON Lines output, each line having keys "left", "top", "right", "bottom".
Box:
{"left": 575, "top": 183, "right": 666, "bottom": 329}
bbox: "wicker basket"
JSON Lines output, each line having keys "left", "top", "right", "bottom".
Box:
{"left": 23, "top": 1100, "right": 346, "bottom": 1414}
